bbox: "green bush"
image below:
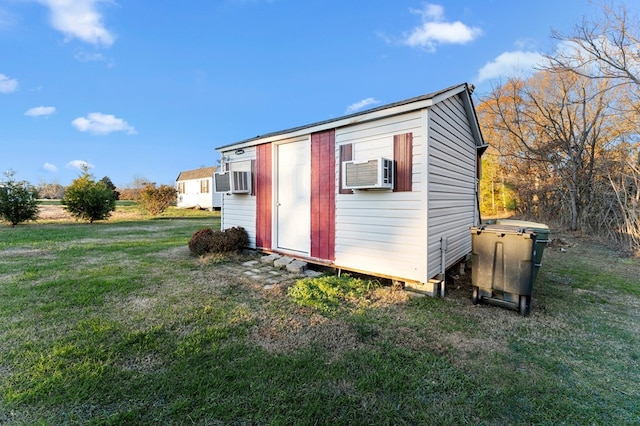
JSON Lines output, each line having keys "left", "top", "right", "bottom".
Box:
{"left": 288, "top": 275, "right": 380, "bottom": 315}
{"left": 0, "top": 170, "right": 40, "bottom": 227}
{"left": 62, "top": 167, "right": 116, "bottom": 223}
{"left": 188, "top": 226, "right": 249, "bottom": 256}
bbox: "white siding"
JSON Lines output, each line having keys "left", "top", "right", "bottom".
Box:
{"left": 176, "top": 177, "right": 220, "bottom": 209}
{"left": 334, "top": 111, "right": 427, "bottom": 282}
{"left": 426, "top": 95, "right": 477, "bottom": 278}
{"left": 220, "top": 148, "right": 257, "bottom": 247}
{"left": 216, "top": 86, "right": 482, "bottom": 289}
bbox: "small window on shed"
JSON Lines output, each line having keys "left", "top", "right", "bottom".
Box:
{"left": 178, "top": 182, "right": 185, "bottom": 194}
{"left": 200, "top": 179, "right": 210, "bottom": 193}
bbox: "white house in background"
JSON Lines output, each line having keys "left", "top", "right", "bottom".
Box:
{"left": 175, "top": 166, "right": 221, "bottom": 210}
{"left": 215, "top": 83, "right": 488, "bottom": 296}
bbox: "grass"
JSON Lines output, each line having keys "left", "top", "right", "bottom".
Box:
{"left": 1, "top": 212, "right": 639, "bottom": 425}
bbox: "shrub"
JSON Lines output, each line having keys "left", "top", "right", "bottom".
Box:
{"left": 224, "top": 226, "right": 250, "bottom": 251}
{"left": 139, "top": 184, "right": 177, "bottom": 215}
{"left": 0, "top": 170, "right": 40, "bottom": 227}
{"left": 188, "top": 228, "right": 215, "bottom": 256}
{"left": 188, "top": 226, "right": 249, "bottom": 256}
{"left": 62, "top": 167, "right": 116, "bottom": 223}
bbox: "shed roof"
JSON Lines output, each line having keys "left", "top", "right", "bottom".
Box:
{"left": 217, "top": 83, "right": 484, "bottom": 151}
{"left": 176, "top": 166, "right": 217, "bottom": 181}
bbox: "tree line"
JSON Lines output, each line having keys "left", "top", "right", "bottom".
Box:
{"left": 0, "top": 167, "right": 177, "bottom": 226}
{"left": 477, "top": 2, "right": 640, "bottom": 254}
{"left": 35, "top": 174, "right": 159, "bottom": 202}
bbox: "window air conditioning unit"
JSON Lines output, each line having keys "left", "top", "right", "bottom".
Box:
{"left": 214, "top": 171, "right": 251, "bottom": 194}
{"left": 342, "top": 158, "right": 394, "bottom": 190}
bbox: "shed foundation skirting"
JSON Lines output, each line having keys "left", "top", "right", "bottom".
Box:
{"left": 249, "top": 247, "right": 469, "bottom": 297}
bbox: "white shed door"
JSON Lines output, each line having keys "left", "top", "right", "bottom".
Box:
{"left": 276, "top": 139, "right": 311, "bottom": 254}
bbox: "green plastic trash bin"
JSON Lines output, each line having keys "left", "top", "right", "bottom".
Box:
{"left": 470, "top": 224, "right": 540, "bottom": 315}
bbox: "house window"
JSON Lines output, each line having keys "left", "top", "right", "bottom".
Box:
{"left": 178, "top": 182, "right": 185, "bottom": 194}
{"left": 200, "top": 179, "right": 210, "bottom": 193}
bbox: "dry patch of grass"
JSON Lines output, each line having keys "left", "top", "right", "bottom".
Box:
{"left": 36, "top": 204, "right": 142, "bottom": 222}
{"left": 0, "top": 247, "right": 52, "bottom": 258}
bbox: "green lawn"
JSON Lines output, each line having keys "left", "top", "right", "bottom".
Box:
{"left": 1, "top": 213, "right": 638, "bottom": 425}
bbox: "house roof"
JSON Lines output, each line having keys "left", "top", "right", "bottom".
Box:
{"left": 216, "top": 83, "right": 485, "bottom": 151}
{"left": 176, "top": 166, "right": 217, "bottom": 182}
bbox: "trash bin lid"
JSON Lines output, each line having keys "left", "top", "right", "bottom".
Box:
{"left": 496, "top": 220, "right": 550, "bottom": 239}
{"left": 496, "top": 219, "right": 549, "bottom": 231}
{"left": 471, "top": 224, "right": 537, "bottom": 238}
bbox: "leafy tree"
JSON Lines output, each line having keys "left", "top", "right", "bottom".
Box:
{"left": 139, "top": 183, "right": 177, "bottom": 215}
{"left": 0, "top": 170, "right": 40, "bottom": 227}
{"left": 99, "top": 176, "right": 120, "bottom": 200}
{"left": 479, "top": 153, "right": 517, "bottom": 217}
{"left": 62, "top": 166, "right": 116, "bottom": 223}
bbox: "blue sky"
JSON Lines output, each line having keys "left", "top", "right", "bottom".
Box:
{"left": 0, "top": 0, "right": 625, "bottom": 188}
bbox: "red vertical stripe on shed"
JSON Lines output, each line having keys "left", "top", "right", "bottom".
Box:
{"left": 255, "top": 143, "right": 272, "bottom": 249}
{"left": 394, "top": 133, "right": 413, "bottom": 192}
{"left": 311, "top": 129, "right": 335, "bottom": 261}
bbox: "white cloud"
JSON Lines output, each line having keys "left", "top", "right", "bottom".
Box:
{"left": 66, "top": 160, "right": 94, "bottom": 170}
{"left": 25, "top": 106, "right": 56, "bottom": 117}
{"left": 346, "top": 97, "right": 381, "bottom": 114}
{"left": 71, "top": 112, "right": 137, "bottom": 135}
{"left": 403, "top": 3, "right": 482, "bottom": 51}
{"left": 475, "top": 50, "right": 544, "bottom": 83}
{"left": 37, "top": 0, "right": 115, "bottom": 47}
{"left": 0, "top": 73, "right": 18, "bottom": 93}
{"left": 74, "top": 49, "right": 106, "bottom": 62}
{"left": 42, "top": 162, "right": 58, "bottom": 172}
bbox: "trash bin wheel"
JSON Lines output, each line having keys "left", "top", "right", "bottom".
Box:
{"left": 472, "top": 287, "right": 480, "bottom": 305}
{"left": 519, "top": 295, "right": 531, "bottom": 316}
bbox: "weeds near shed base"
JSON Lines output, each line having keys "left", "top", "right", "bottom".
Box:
{"left": 288, "top": 275, "right": 381, "bottom": 315}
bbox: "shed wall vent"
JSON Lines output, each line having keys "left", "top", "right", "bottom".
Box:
{"left": 342, "top": 158, "right": 394, "bottom": 190}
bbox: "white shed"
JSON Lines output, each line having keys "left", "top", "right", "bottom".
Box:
{"left": 215, "top": 83, "right": 487, "bottom": 295}
{"left": 175, "top": 166, "right": 221, "bottom": 210}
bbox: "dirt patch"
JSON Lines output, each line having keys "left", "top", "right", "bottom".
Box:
{"left": 36, "top": 204, "right": 139, "bottom": 221}
{"left": 38, "top": 204, "right": 72, "bottom": 220}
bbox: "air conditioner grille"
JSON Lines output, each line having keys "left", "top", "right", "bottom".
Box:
{"left": 345, "top": 160, "right": 379, "bottom": 187}
{"left": 214, "top": 171, "right": 251, "bottom": 194}
{"left": 214, "top": 173, "right": 231, "bottom": 193}
{"left": 233, "top": 171, "right": 250, "bottom": 193}
{"left": 342, "top": 158, "right": 394, "bottom": 190}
